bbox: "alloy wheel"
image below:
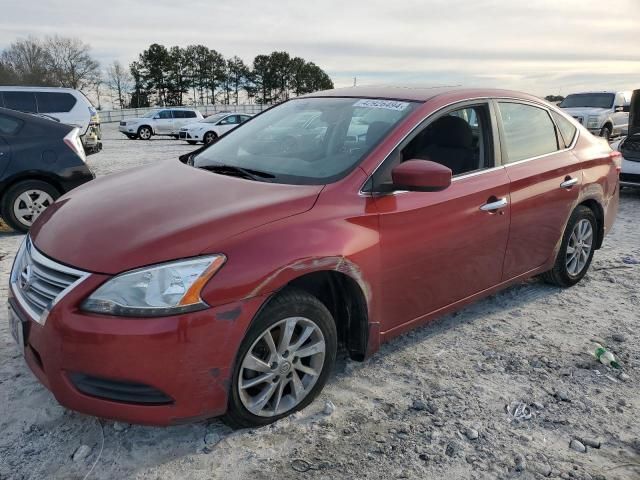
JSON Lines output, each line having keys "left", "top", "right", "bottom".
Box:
{"left": 204, "top": 132, "right": 216, "bottom": 144}
{"left": 139, "top": 128, "right": 151, "bottom": 140}
{"left": 238, "top": 316, "right": 326, "bottom": 417}
{"left": 13, "top": 189, "right": 54, "bottom": 227}
{"left": 566, "top": 219, "right": 593, "bottom": 276}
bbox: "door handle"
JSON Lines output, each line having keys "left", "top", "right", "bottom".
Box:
{"left": 480, "top": 197, "right": 508, "bottom": 212}
{"left": 560, "top": 177, "right": 578, "bottom": 189}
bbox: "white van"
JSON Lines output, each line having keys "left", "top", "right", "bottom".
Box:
{"left": 0, "top": 86, "right": 102, "bottom": 154}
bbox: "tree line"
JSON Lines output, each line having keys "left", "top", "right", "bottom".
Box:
{"left": 0, "top": 36, "right": 334, "bottom": 109}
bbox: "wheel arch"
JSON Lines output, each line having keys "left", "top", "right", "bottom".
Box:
{"left": 578, "top": 198, "right": 605, "bottom": 249}
{"left": 137, "top": 124, "right": 154, "bottom": 135}
{"left": 0, "top": 173, "right": 64, "bottom": 201}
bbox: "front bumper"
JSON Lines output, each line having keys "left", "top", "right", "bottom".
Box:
{"left": 119, "top": 125, "right": 138, "bottom": 135}
{"left": 9, "top": 271, "right": 268, "bottom": 426}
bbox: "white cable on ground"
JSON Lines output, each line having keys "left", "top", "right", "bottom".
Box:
{"left": 82, "top": 418, "right": 104, "bottom": 480}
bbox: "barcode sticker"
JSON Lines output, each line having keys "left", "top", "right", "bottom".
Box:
{"left": 353, "top": 99, "right": 410, "bottom": 111}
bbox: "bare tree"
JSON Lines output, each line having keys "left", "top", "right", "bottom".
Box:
{"left": 0, "top": 36, "right": 53, "bottom": 85}
{"left": 106, "top": 60, "right": 132, "bottom": 109}
{"left": 44, "top": 35, "right": 100, "bottom": 91}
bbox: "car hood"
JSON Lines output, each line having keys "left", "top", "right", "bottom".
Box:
{"left": 30, "top": 160, "right": 323, "bottom": 274}
{"left": 560, "top": 107, "right": 610, "bottom": 117}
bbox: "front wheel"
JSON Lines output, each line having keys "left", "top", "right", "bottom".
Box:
{"left": 203, "top": 131, "right": 218, "bottom": 145}
{"left": 223, "top": 289, "right": 337, "bottom": 428}
{"left": 600, "top": 125, "right": 611, "bottom": 141}
{"left": 1, "top": 180, "right": 60, "bottom": 232}
{"left": 542, "top": 206, "right": 597, "bottom": 287}
{"left": 137, "top": 126, "right": 152, "bottom": 140}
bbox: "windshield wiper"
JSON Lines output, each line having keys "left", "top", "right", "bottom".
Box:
{"left": 201, "top": 164, "right": 276, "bottom": 182}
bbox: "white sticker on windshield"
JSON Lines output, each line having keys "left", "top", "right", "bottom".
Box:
{"left": 353, "top": 99, "right": 410, "bottom": 111}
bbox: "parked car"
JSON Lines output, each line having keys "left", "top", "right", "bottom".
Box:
{"left": 559, "top": 91, "right": 630, "bottom": 139}
{"left": 0, "top": 107, "right": 94, "bottom": 232}
{"left": 119, "top": 108, "right": 203, "bottom": 140}
{"left": 10, "top": 87, "right": 619, "bottom": 428}
{"left": 611, "top": 89, "right": 640, "bottom": 189}
{"left": 178, "top": 112, "right": 253, "bottom": 145}
{"left": 0, "top": 86, "right": 102, "bottom": 155}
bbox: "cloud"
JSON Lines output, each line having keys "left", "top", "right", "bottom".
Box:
{"left": 0, "top": 0, "right": 638, "bottom": 95}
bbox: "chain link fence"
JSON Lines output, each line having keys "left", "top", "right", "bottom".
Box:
{"left": 98, "top": 104, "right": 271, "bottom": 123}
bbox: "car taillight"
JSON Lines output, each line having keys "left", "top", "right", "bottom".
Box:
{"left": 64, "top": 128, "right": 87, "bottom": 163}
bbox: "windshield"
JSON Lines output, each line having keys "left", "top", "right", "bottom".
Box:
{"left": 202, "top": 113, "right": 228, "bottom": 124}
{"left": 193, "top": 97, "right": 419, "bottom": 184}
{"left": 560, "top": 93, "right": 614, "bottom": 109}
{"left": 142, "top": 110, "right": 159, "bottom": 118}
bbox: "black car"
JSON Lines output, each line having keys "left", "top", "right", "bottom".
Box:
{"left": 0, "top": 107, "right": 94, "bottom": 232}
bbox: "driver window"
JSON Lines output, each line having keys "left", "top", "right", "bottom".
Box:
{"left": 368, "top": 103, "right": 492, "bottom": 192}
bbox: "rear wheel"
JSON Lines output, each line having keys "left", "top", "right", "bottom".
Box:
{"left": 203, "top": 131, "right": 218, "bottom": 145}
{"left": 542, "top": 206, "right": 597, "bottom": 287}
{"left": 1, "top": 180, "right": 60, "bottom": 232}
{"left": 137, "top": 126, "right": 152, "bottom": 140}
{"left": 223, "top": 289, "right": 337, "bottom": 428}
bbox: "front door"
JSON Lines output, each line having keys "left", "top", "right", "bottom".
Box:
{"left": 369, "top": 102, "right": 511, "bottom": 333}
{"left": 0, "top": 136, "right": 11, "bottom": 177}
{"left": 496, "top": 101, "right": 581, "bottom": 279}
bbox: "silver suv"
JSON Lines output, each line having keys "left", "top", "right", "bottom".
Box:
{"left": 119, "top": 108, "right": 203, "bottom": 140}
{"left": 559, "top": 91, "right": 630, "bottom": 140}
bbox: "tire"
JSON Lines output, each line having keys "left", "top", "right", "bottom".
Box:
{"left": 600, "top": 125, "right": 611, "bottom": 141}
{"left": 223, "top": 288, "right": 337, "bottom": 428}
{"left": 1, "top": 180, "right": 60, "bottom": 233}
{"left": 203, "top": 131, "right": 218, "bottom": 145}
{"left": 187, "top": 140, "right": 197, "bottom": 145}
{"left": 137, "top": 126, "right": 152, "bottom": 140}
{"left": 541, "top": 205, "right": 597, "bottom": 288}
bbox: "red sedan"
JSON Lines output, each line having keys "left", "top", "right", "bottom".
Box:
{"left": 9, "top": 87, "right": 620, "bottom": 427}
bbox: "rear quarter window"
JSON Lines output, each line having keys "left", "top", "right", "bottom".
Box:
{"left": 498, "top": 102, "right": 559, "bottom": 163}
{"left": 551, "top": 111, "right": 578, "bottom": 148}
{"left": 36, "top": 92, "right": 77, "bottom": 113}
{"left": 3, "top": 91, "right": 37, "bottom": 113}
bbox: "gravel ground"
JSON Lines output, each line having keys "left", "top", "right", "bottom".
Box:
{"left": 0, "top": 123, "right": 639, "bottom": 479}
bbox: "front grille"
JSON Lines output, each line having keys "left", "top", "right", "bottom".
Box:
{"left": 69, "top": 373, "right": 174, "bottom": 405}
{"left": 10, "top": 237, "right": 88, "bottom": 324}
{"left": 621, "top": 137, "right": 640, "bottom": 162}
{"left": 620, "top": 173, "right": 640, "bottom": 184}
{"left": 573, "top": 116, "right": 583, "bottom": 124}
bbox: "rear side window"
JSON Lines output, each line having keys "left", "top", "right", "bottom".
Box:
{"left": 498, "top": 102, "right": 559, "bottom": 163}
{"left": 173, "top": 110, "right": 185, "bottom": 118}
{"left": 240, "top": 115, "right": 252, "bottom": 122}
{"left": 36, "top": 92, "right": 77, "bottom": 113}
{"left": 184, "top": 111, "right": 197, "bottom": 118}
{"left": 0, "top": 113, "right": 23, "bottom": 135}
{"left": 158, "top": 110, "right": 172, "bottom": 119}
{"left": 551, "top": 111, "right": 577, "bottom": 148}
{"left": 3, "top": 91, "right": 37, "bottom": 113}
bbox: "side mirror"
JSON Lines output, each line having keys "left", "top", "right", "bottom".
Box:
{"left": 615, "top": 106, "right": 625, "bottom": 113}
{"left": 391, "top": 159, "right": 452, "bottom": 192}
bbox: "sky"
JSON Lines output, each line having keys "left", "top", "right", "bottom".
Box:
{"left": 1, "top": 0, "right": 639, "bottom": 97}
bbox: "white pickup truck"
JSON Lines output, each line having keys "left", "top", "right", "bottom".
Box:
{"left": 559, "top": 91, "right": 630, "bottom": 140}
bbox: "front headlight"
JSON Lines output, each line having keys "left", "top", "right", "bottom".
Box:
{"left": 81, "top": 255, "right": 226, "bottom": 317}
{"left": 587, "top": 116, "right": 600, "bottom": 128}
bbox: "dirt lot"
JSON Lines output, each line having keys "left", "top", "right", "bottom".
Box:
{"left": 0, "top": 124, "right": 639, "bottom": 479}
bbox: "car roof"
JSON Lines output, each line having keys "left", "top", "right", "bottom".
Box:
{"left": 564, "top": 91, "right": 621, "bottom": 95}
{"left": 299, "top": 85, "right": 544, "bottom": 103}
{"left": 0, "top": 86, "right": 79, "bottom": 93}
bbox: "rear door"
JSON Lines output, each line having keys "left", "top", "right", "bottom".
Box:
{"left": 154, "top": 109, "right": 174, "bottom": 134}
{"left": 0, "top": 112, "right": 21, "bottom": 176}
{"left": 496, "top": 101, "right": 581, "bottom": 280}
